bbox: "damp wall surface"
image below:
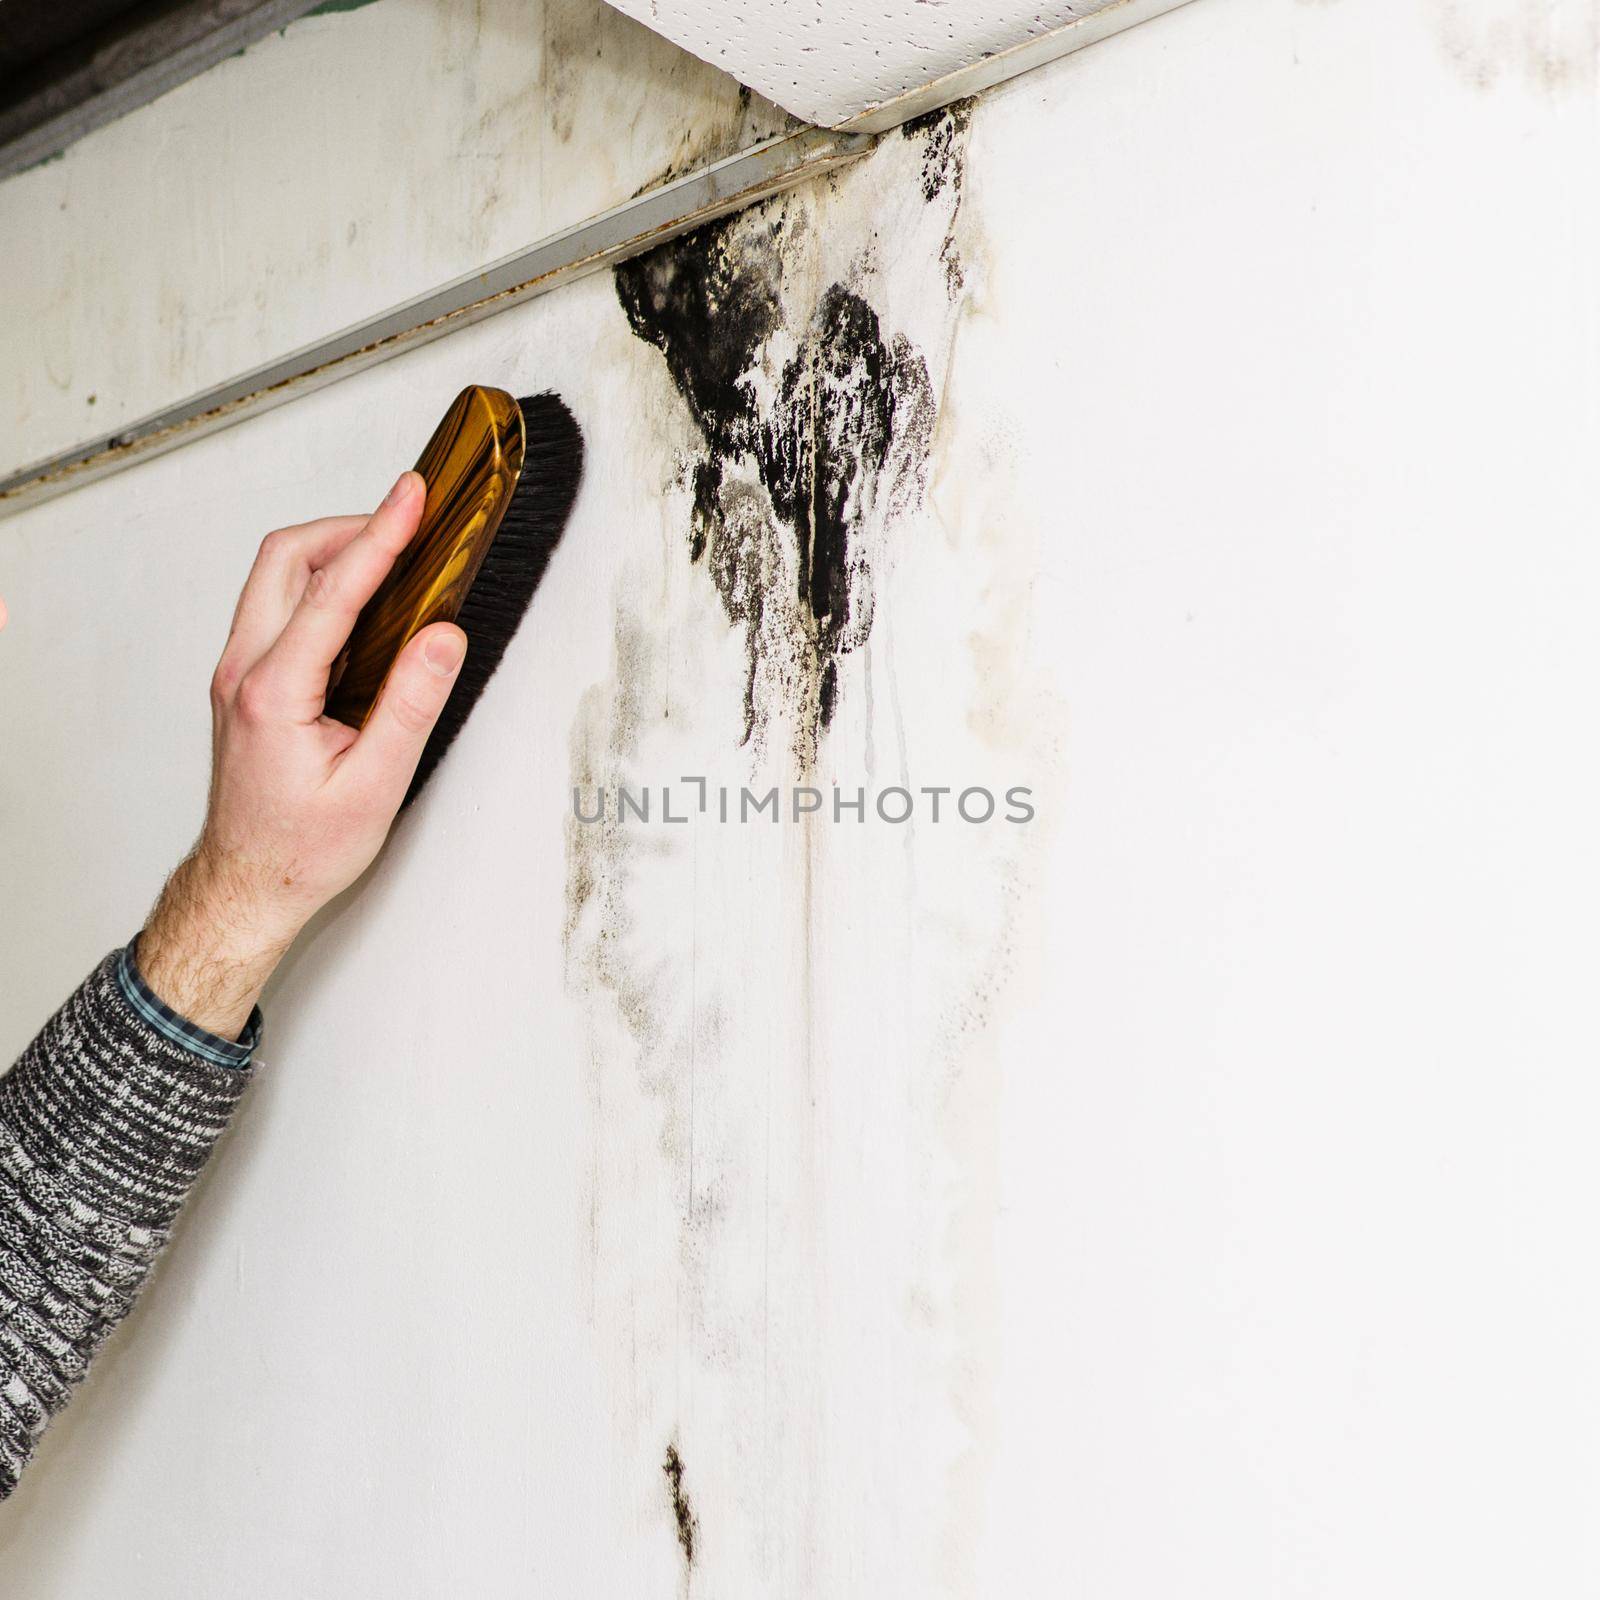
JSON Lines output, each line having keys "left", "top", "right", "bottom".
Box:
{"left": 3, "top": 0, "right": 1600, "bottom": 1593}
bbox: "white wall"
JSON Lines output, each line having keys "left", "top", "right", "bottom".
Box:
{"left": 3, "top": 0, "right": 1600, "bottom": 1594}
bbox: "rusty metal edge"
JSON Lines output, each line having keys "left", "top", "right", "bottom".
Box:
{"left": 0, "top": 125, "right": 875, "bottom": 518}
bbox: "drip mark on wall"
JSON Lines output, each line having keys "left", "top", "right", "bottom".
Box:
{"left": 663, "top": 1441, "right": 697, "bottom": 1567}
{"left": 559, "top": 112, "right": 980, "bottom": 1588}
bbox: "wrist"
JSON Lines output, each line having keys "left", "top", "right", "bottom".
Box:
{"left": 136, "top": 852, "right": 302, "bottom": 1039}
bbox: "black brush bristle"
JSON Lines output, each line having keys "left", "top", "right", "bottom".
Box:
{"left": 404, "top": 391, "right": 585, "bottom": 807}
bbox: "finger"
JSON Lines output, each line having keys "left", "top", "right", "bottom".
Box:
{"left": 251, "top": 472, "right": 426, "bottom": 720}
{"left": 219, "top": 515, "right": 369, "bottom": 686}
{"left": 337, "top": 622, "right": 466, "bottom": 803}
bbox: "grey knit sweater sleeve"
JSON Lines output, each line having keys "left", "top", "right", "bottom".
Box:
{"left": 0, "top": 949, "right": 257, "bottom": 1498}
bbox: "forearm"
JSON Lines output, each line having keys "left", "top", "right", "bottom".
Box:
{"left": 137, "top": 851, "right": 301, "bottom": 1039}
{"left": 0, "top": 943, "right": 259, "bottom": 1498}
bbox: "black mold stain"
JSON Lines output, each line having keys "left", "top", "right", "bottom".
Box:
{"left": 903, "top": 102, "right": 973, "bottom": 300}
{"left": 663, "top": 1442, "right": 697, "bottom": 1567}
{"left": 903, "top": 98, "right": 973, "bottom": 203}
{"left": 766, "top": 283, "right": 935, "bottom": 727}
{"left": 618, "top": 223, "right": 784, "bottom": 441}
{"left": 616, "top": 199, "right": 937, "bottom": 759}
{"left": 617, "top": 213, "right": 784, "bottom": 590}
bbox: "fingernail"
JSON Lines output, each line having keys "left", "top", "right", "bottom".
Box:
{"left": 424, "top": 633, "right": 464, "bottom": 676}
{"left": 382, "top": 472, "right": 410, "bottom": 508}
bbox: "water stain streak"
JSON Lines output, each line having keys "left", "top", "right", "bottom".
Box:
{"left": 663, "top": 1441, "right": 697, "bottom": 1567}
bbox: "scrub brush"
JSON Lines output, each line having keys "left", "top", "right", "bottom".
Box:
{"left": 325, "top": 385, "right": 584, "bottom": 806}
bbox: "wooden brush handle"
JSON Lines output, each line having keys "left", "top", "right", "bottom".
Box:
{"left": 325, "top": 385, "right": 526, "bottom": 730}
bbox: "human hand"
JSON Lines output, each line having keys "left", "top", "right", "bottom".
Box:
{"left": 136, "top": 472, "right": 466, "bottom": 1039}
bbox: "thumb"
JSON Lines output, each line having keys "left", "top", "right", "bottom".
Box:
{"left": 343, "top": 621, "right": 467, "bottom": 801}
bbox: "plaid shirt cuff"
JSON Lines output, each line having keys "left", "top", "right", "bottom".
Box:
{"left": 115, "top": 935, "right": 263, "bottom": 1070}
